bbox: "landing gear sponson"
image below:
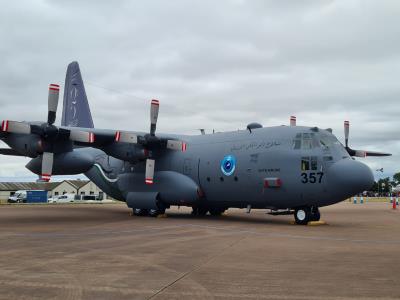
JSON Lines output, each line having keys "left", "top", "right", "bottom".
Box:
{"left": 294, "top": 206, "right": 320, "bottom": 225}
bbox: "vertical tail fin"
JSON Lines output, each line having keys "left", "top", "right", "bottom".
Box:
{"left": 61, "top": 61, "right": 94, "bottom": 128}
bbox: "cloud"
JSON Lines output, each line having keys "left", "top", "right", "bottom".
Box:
{"left": 0, "top": 0, "right": 399, "bottom": 180}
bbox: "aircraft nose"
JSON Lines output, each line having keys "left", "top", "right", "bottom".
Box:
{"left": 327, "top": 159, "right": 374, "bottom": 198}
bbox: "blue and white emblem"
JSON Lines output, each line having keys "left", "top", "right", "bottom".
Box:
{"left": 221, "top": 155, "right": 236, "bottom": 176}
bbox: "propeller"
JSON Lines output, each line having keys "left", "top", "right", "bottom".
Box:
{"left": 114, "top": 99, "right": 187, "bottom": 184}
{"left": 1, "top": 84, "right": 95, "bottom": 181}
{"left": 343, "top": 120, "right": 391, "bottom": 157}
{"left": 290, "top": 116, "right": 296, "bottom": 126}
{"left": 145, "top": 159, "right": 155, "bottom": 185}
{"left": 150, "top": 99, "right": 159, "bottom": 136}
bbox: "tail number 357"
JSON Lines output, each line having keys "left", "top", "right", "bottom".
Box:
{"left": 301, "top": 172, "right": 324, "bottom": 184}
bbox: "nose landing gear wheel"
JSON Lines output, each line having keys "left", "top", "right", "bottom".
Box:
{"left": 294, "top": 207, "right": 311, "bottom": 225}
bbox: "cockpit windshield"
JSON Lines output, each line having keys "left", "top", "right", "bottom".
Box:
{"left": 319, "top": 133, "right": 341, "bottom": 148}
{"left": 293, "top": 133, "right": 320, "bottom": 150}
{"left": 293, "top": 131, "right": 347, "bottom": 154}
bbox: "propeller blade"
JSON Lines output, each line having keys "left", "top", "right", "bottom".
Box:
{"left": 167, "top": 140, "right": 187, "bottom": 151}
{"left": 290, "top": 116, "right": 296, "bottom": 126}
{"left": 364, "top": 151, "right": 391, "bottom": 157}
{"left": 0, "top": 148, "right": 25, "bottom": 156}
{"left": 347, "top": 148, "right": 391, "bottom": 157}
{"left": 115, "top": 131, "right": 138, "bottom": 143}
{"left": 69, "top": 130, "right": 95, "bottom": 143}
{"left": 145, "top": 159, "right": 155, "bottom": 185}
{"left": 150, "top": 99, "right": 159, "bottom": 136}
{"left": 1, "top": 120, "right": 31, "bottom": 134}
{"left": 354, "top": 150, "right": 366, "bottom": 157}
{"left": 344, "top": 120, "right": 349, "bottom": 148}
{"left": 48, "top": 84, "right": 60, "bottom": 125}
{"left": 41, "top": 152, "right": 54, "bottom": 182}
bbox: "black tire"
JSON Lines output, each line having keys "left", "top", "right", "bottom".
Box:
{"left": 310, "top": 207, "right": 320, "bottom": 222}
{"left": 294, "top": 207, "right": 312, "bottom": 225}
{"left": 209, "top": 208, "right": 225, "bottom": 216}
{"left": 191, "top": 206, "right": 209, "bottom": 216}
{"left": 148, "top": 208, "right": 166, "bottom": 217}
{"left": 133, "top": 208, "right": 148, "bottom": 216}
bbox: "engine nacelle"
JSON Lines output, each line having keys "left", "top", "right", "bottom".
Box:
{"left": 3, "top": 134, "right": 42, "bottom": 158}
{"left": 26, "top": 148, "right": 94, "bottom": 175}
{"left": 102, "top": 143, "right": 147, "bottom": 162}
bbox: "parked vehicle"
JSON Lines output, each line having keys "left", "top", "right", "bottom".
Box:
{"left": 8, "top": 190, "right": 47, "bottom": 203}
{"left": 8, "top": 190, "right": 27, "bottom": 203}
{"left": 48, "top": 194, "right": 75, "bottom": 203}
{"left": 76, "top": 195, "right": 97, "bottom": 201}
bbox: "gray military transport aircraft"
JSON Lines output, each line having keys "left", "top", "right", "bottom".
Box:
{"left": 0, "top": 62, "right": 391, "bottom": 224}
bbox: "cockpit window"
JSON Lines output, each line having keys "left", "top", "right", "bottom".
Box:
{"left": 293, "top": 133, "right": 319, "bottom": 150}
{"left": 319, "top": 133, "right": 341, "bottom": 149}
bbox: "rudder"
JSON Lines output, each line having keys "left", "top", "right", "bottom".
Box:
{"left": 61, "top": 61, "right": 94, "bottom": 128}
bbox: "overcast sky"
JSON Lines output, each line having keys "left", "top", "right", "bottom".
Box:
{"left": 0, "top": 0, "right": 399, "bottom": 181}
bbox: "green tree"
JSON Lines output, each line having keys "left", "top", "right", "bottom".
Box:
{"left": 393, "top": 172, "right": 400, "bottom": 185}
{"left": 376, "top": 177, "right": 391, "bottom": 195}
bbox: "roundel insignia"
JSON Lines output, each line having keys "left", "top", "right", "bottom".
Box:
{"left": 221, "top": 155, "right": 236, "bottom": 176}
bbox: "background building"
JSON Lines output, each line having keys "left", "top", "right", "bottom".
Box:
{"left": 0, "top": 180, "right": 109, "bottom": 203}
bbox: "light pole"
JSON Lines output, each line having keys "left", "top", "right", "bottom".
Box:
{"left": 376, "top": 168, "right": 384, "bottom": 197}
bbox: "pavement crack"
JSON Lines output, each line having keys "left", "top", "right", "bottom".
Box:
{"left": 146, "top": 235, "right": 248, "bottom": 300}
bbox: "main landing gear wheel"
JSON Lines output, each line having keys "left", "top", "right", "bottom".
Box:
{"left": 209, "top": 208, "right": 226, "bottom": 216}
{"left": 191, "top": 206, "right": 209, "bottom": 216}
{"left": 294, "top": 207, "right": 312, "bottom": 225}
{"left": 148, "top": 208, "right": 166, "bottom": 217}
{"left": 133, "top": 208, "right": 148, "bottom": 216}
{"left": 310, "top": 207, "right": 320, "bottom": 222}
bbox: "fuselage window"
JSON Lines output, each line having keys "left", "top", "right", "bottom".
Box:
{"left": 311, "top": 156, "right": 318, "bottom": 170}
{"left": 301, "top": 157, "right": 310, "bottom": 171}
{"left": 301, "top": 156, "right": 318, "bottom": 171}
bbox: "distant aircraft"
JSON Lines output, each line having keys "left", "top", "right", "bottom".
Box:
{"left": 0, "top": 62, "right": 391, "bottom": 224}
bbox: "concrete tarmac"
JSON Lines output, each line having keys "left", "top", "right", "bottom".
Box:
{"left": 0, "top": 202, "right": 399, "bottom": 300}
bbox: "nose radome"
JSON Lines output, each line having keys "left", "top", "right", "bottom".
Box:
{"left": 327, "top": 159, "right": 374, "bottom": 198}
